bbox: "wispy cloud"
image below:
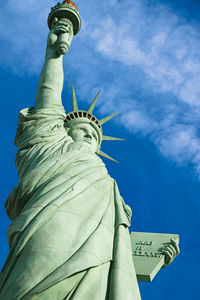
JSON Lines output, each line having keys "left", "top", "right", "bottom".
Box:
{"left": 0, "top": 0, "right": 54, "bottom": 73}
{"left": 1, "top": 0, "right": 200, "bottom": 176}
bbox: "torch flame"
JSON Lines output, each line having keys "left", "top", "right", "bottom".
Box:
{"left": 63, "top": 0, "right": 78, "bottom": 11}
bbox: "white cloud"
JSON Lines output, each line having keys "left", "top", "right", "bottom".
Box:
{"left": 121, "top": 110, "right": 157, "bottom": 135}
{"left": 155, "top": 124, "right": 200, "bottom": 176}
{"left": 0, "top": 0, "right": 54, "bottom": 74}
{"left": 1, "top": 0, "right": 200, "bottom": 176}
{"left": 90, "top": 15, "right": 200, "bottom": 106}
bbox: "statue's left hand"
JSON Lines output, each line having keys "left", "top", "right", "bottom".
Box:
{"left": 159, "top": 238, "right": 180, "bottom": 267}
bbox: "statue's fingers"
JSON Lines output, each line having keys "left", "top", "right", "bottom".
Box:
{"left": 50, "top": 17, "right": 59, "bottom": 30}
{"left": 163, "top": 246, "right": 174, "bottom": 257}
{"left": 162, "top": 250, "right": 171, "bottom": 266}
{"left": 52, "top": 19, "right": 70, "bottom": 30}
{"left": 162, "top": 249, "right": 174, "bottom": 260}
{"left": 170, "top": 239, "right": 180, "bottom": 254}
{"left": 52, "top": 25, "right": 69, "bottom": 35}
{"left": 57, "top": 19, "right": 71, "bottom": 26}
{"left": 166, "top": 244, "right": 177, "bottom": 256}
{"left": 158, "top": 242, "right": 171, "bottom": 250}
{"left": 158, "top": 246, "right": 169, "bottom": 253}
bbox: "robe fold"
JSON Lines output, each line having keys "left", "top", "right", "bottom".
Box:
{"left": 0, "top": 106, "right": 141, "bottom": 300}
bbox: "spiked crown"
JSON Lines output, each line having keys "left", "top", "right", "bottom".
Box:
{"left": 64, "top": 85, "right": 124, "bottom": 163}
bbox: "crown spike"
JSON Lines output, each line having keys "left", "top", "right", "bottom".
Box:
{"left": 99, "top": 112, "right": 120, "bottom": 125}
{"left": 103, "top": 135, "right": 125, "bottom": 141}
{"left": 87, "top": 90, "right": 101, "bottom": 114}
{"left": 98, "top": 150, "right": 119, "bottom": 163}
{"left": 72, "top": 84, "right": 78, "bottom": 111}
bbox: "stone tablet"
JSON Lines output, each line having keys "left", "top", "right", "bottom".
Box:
{"left": 130, "top": 232, "right": 179, "bottom": 282}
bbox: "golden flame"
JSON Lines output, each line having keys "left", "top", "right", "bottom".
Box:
{"left": 63, "top": 0, "right": 78, "bottom": 11}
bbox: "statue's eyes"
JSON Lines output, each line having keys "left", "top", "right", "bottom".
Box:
{"left": 77, "top": 128, "right": 97, "bottom": 141}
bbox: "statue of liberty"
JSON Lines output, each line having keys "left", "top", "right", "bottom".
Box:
{"left": 0, "top": 1, "right": 179, "bottom": 299}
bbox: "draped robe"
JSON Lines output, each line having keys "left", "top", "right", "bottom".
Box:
{"left": 0, "top": 105, "right": 141, "bottom": 300}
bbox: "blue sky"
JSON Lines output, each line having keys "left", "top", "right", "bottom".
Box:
{"left": 0, "top": 0, "right": 200, "bottom": 299}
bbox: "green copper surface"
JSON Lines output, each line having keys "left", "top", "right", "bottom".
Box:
{"left": 0, "top": 7, "right": 141, "bottom": 300}
{"left": 87, "top": 89, "right": 101, "bottom": 114}
{"left": 0, "top": 4, "right": 180, "bottom": 299}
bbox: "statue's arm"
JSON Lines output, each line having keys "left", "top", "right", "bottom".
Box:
{"left": 35, "top": 19, "right": 73, "bottom": 109}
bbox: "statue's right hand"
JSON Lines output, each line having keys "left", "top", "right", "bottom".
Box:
{"left": 46, "top": 17, "right": 73, "bottom": 58}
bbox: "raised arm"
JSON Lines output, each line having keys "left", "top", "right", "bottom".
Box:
{"left": 35, "top": 18, "right": 73, "bottom": 109}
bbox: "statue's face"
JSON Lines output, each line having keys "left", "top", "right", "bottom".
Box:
{"left": 68, "top": 123, "right": 99, "bottom": 153}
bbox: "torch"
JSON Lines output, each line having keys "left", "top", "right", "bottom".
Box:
{"left": 48, "top": 0, "right": 81, "bottom": 55}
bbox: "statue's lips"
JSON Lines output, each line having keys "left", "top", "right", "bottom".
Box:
{"left": 84, "top": 138, "right": 91, "bottom": 144}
